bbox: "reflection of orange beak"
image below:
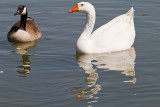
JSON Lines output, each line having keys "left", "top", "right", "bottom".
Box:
{"left": 68, "top": 3, "right": 79, "bottom": 13}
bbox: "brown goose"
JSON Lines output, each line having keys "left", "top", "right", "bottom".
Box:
{"left": 8, "top": 5, "right": 42, "bottom": 42}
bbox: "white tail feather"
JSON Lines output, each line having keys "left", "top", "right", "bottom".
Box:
{"left": 126, "top": 7, "right": 134, "bottom": 16}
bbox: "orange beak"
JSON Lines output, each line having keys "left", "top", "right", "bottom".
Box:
{"left": 68, "top": 3, "right": 79, "bottom": 13}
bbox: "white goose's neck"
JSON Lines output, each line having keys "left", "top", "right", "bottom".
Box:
{"left": 81, "top": 10, "right": 95, "bottom": 37}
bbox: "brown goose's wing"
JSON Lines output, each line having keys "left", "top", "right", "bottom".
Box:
{"left": 8, "top": 17, "right": 41, "bottom": 42}
{"left": 26, "top": 17, "right": 41, "bottom": 37}
{"left": 8, "top": 21, "right": 20, "bottom": 37}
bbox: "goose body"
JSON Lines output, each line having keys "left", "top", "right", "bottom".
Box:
{"left": 8, "top": 5, "right": 41, "bottom": 42}
{"left": 69, "top": 2, "right": 135, "bottom": 54}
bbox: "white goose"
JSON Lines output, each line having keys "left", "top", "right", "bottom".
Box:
{"left": 69, "top": 2, "right": 135, "bottom": 54}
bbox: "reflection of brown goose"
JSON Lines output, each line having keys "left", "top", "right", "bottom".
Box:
{"left": 11, "top": 40, "right": 38, "bottom": 51}
{"left": 8, "top": 5, "right": 41, "bottom": 42}
{"left": 11, "top": 41, "right": 38, "bottom": 76}
{"left": 17, "top": 54, "right": 31, "bottom": 75}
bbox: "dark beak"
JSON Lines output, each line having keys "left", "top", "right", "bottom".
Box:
{"left": 14, "top": 11, "right": 19, "bottom": 16}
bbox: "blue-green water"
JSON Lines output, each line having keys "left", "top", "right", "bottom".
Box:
{"left": 0, "top": 0, "right": 160, "bottom": 107}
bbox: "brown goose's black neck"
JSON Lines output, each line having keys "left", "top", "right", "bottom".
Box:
{"left": 20, "top": 12, "right": 28, "bottom": 31}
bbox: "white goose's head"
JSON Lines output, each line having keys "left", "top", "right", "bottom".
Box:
{"left": 69, "top": 2, "right": 95, "bottom": 14}
{"left": 14, "top": 5, "right": 27, "bottom": 16}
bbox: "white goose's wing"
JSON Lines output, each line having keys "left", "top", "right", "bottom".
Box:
{"left": 91, "top": 7, "right": 135, "bottom": 52}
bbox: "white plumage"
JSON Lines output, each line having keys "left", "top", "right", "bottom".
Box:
{"left": 69, "top": 2, "right": 135, "bottom": 54}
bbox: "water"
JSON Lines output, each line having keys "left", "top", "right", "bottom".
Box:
{"left": 0, "top": 0, "right": 160, "bottom": 107}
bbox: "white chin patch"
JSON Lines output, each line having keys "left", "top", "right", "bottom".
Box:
{"left": 21, "top": 7, "right": 27, "bottom": 15}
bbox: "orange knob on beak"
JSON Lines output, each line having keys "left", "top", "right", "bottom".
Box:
{"left": 68, "top": 3, "right": 79, "bottom": 13}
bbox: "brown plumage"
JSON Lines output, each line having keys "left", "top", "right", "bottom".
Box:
{"left": 7, "top": 5, "right": 41, "bottom": 42}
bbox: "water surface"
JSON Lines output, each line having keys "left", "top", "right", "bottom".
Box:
{"left": 0, "top": 0, "right": 160, "bottom": 107}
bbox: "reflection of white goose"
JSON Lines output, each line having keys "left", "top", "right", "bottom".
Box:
{"left": 73, "top": 47, "right": 136, "bottom": 101}
{"left": 76, "top": 47, "right": 136, "bottom": 84}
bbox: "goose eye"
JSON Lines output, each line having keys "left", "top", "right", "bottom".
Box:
{"left": 81, "top": 4, "right": 84, "bottom": 6}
